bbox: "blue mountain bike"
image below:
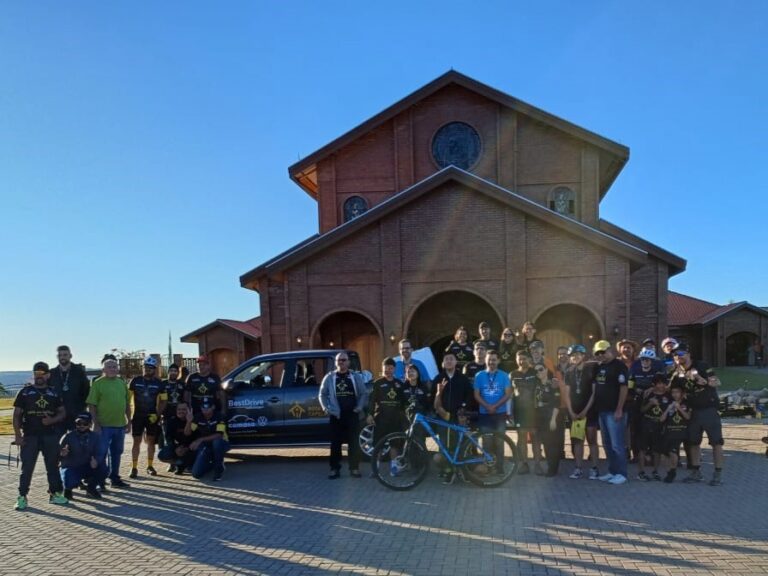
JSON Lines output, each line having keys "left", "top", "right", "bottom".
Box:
{"left": 372, "top": 406, "right": 518, "bottom": 490}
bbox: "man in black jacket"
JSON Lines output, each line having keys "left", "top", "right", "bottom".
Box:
{"left": 59, "top": 412, "right": 106, "bottom": 499}
{"left": 49, "top": 345, "right": 91, "bottom": 432}
{"left": 433, "top": 351, "right": 474, "bottom": 484}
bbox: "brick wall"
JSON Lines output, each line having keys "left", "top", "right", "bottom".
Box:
{"left": 258, "top": 180, "right": 643, "bottom": 360}
{"left": 314, "top": 85, "right": 600, "bottom": 234}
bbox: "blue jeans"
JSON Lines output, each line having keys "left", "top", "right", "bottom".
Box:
{"left": 98, "top": 426, "right": 126, "bottom": 481}
{"left": 598, "top": 411, "right": 628, "bottom": 477}
{"left": 61, "top": 462, "right": 108, "bottom": 489}
{"left": 191, "top": 438, "right": 230, "bottom": 478}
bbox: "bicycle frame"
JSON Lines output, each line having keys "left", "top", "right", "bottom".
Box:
{"left": 405, "top": 412, "right": 492, "bottom": 467}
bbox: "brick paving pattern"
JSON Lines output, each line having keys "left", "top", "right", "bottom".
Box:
{"left": 1, "top": 420, "right": 766, "bottom": 575}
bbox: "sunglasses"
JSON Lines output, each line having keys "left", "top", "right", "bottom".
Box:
{"left": 594, "top": 351, "right": 606, "bottom": 356}
{"left": 536, "top": 367, "right": 547, "bottom": 373}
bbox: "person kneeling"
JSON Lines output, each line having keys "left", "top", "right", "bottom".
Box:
{"left": 158, "top": 402, "right": 195, "bottom": 475}
{"left": 60, "top": 412, "right": 107, "bottom": 499}
{"left": 185, "top": 400, "right": 230, "bottom": 481}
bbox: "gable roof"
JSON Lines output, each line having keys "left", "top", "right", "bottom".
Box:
{"left": 181, "top": 316, "right": 261, "bottom": 343}
{"left": 289, "top": 70, "right": 629, "bottom": 200}
{"left": 668, "top": 292, "right": 720, "bottom": 326}
{"left": 668, "top": 292, "right": 768, "bottom": 327}
{"left": 599, "top": 220, "right": 686, "bottom": 277}
{"left": 240, "top": 166, "right": 648, "bottom": 291}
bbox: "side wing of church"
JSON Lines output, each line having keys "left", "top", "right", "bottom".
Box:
{"left": 240, "top": 71, "right": 686, "bottom": 372}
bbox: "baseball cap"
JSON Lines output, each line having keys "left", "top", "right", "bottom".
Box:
{"left": 33, "top": 361, "right": 50, "bottom": 375}
{"left": 529, "top": 340, "right": 544, "bottom": 350}
{"left": 593, "top": 340, "right": 611, "bottom": 354}
{"left": 642, "top": 338, "right": 656, "bottom": 346}
{"left": 197, "top": 355, "right": 210, "bottom": 363}
{"left": 75, "top": 412, "right": 92, "bottom": 424}
{"left": 144, "top": 356, "right": 158, "bottom": 368}
{"left": 674, "top": 343, "right": 690, "bottom": 355}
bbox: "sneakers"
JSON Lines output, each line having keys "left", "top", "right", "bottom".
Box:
{"left": 14, "top": 496, "right": 28, "bottom": 511}
{"left": 442, "top": 470, "right": 456, "bottom": 485}
{"left": 110, "top": 477, "right": 130, "bottom": 488}
{"left": 517, "top": 462, "right": 530, "bottom": 475}
{"left": 213, "top": 470, "right": 223, "bottom": 482}
{"left": 597, "top": 473, "right": 615, "bottom": 482}
{"left": 652, "top": 470, "right": 662, "bottom": 482}
{"left": 636, "top": 471, "right": 650, "bottom": 482}
{"left": 390, "top": 460, "right": 404, "bottom": 476}
{"left": 86, "top": 485, "right": 103, "bottom": 499}
{"left": 663, "top": 469, "right": 677, "bottom": 483}
{"left": 588, "top": 467, "right": 600, "bottom": 480}
{"left": 174, "top": 466, "right": 186, "bottom": 476}
{"left": 608, "top": 474, "right": 627, "bottom": 485}
{"left": 328, "top": 470, "right": 341, "bottom": 480}
{"left": 533, "top": 462, "right": 545, "bottom": 476}
{"left": 709, "top": 471, "right": 722, "bottom": 486}
{"left": 569, "top": 468, "right": 583, "bottom": 479}
{"left": 349, "top": 469, "right": 362, "bottom": 478}
{"left": 49, "top": 492, "right": 69, "bottom": 505}
{"left": 146, "top": 466, "right": 158, "bottom": 476}
{"left": 682, "top": 469, "right": 703, "bottom": 484}
{"left": 129, "top": 467, "right": 138, "bottom": 479}
{"left": 167, "top": 464, "right": 177, "bottom": 473}
{"left": 64, "top": 489, "right": 74, "bottom": 500}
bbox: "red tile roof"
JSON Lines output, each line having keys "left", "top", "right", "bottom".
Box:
{"left": 668, "top": 292, "right": 768, "bottom": 326}
{"left": 181, "top": 316, "right": 261, "bottom": 342}
{"left": 668, "top": 292, "right": 720, "bottom": 326}
{"left": 219, "top": 317, "right": 261, "bottom": 339}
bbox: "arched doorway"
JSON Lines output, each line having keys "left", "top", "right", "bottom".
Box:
{"left": 726, "top": 331, "right": 758, "bottom": 366}
{"left": 405, "top": 290, "right": 504, "bottom": 364}
{"left": 312, "top": 311, "right": 382, "bottom": 373}
{"left": 534, "top": 304, "right": 603, "bottom": 358}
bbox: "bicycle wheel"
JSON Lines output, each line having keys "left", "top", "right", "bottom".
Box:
{"left": 459, "top": 432, "right": 517, "bottom": 487}
{"left": 372, "top": 432, "right": 430, "bottom": 491}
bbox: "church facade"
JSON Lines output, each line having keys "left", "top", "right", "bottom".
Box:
{"left": 239, "top": 71, "right": 686, "bottom": 372}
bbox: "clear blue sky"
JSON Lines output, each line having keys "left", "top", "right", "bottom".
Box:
{"left": 1, "top": 1, "right": 766, "bottom": 371}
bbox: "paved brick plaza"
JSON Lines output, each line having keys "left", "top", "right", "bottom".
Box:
{"left": 1, "top": 421, "right": 766, "bottom": 576}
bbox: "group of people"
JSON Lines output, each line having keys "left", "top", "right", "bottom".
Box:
{"left": 327, "top": 321, "right": 725, "bottom": 487}
{"left": 13, "top": 321, "right": 726, "bottom": 509}
{"left": 11, "top": 346, "right": 231, "bottom": 511}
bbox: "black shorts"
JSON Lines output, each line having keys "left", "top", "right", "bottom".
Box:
{"left": 639, "top": 424, "right": 666, "bottom": 454}
{"left": 373, "top": 416, "right": 403, "bottom": 445}
{"left": 132, "top": 414, "right": 161, "bottom": 438}
{"left": 689, "top": 407, "right": 724, "bottom": 446}
{"left": 663, "top": 435, "right": 686, "bottom": 455}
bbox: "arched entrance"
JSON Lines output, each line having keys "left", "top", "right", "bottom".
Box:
{"left": 726, "top": 331, "right": 758, "bottom": 366}
{"left": 405, "top": 290, "right": 504, "bottom": 364}
{"left": 312, "top": 311, "right": 382, "bottom": 373}
{"left": 534, "top": 304, "right": 603, "bottom": 357}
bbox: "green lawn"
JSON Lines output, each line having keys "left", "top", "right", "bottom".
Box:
{"left": 716, "top": 367, "right": 768, "bottom": 391}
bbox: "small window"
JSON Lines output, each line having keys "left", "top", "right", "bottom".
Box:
{"left": 232, "top": 360, "right": 287, "bottom": 389}
{"left": 292, "top": 358, "right": 326, "bottom": 387}
{"left": 343, "top": 196, "right": 368, "bottom": 222}
{"left": 548, "top": 186, "right": 576, "bottom": 218}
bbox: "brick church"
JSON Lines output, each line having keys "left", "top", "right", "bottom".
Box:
{"left": 229, "top": 71, "right": 688, "bottom": 373}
